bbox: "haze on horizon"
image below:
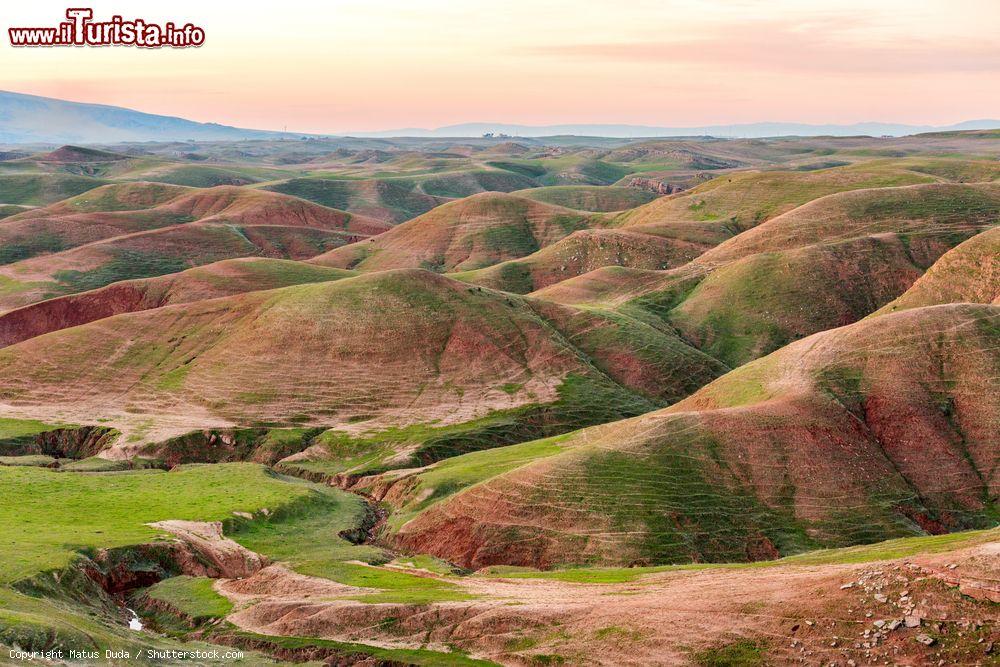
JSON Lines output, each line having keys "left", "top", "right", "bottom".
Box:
{"left": 2, "top": 0, "right": 998, "bottom": 135}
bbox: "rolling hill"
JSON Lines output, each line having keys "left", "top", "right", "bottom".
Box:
{"left": 453, "top": 228, "right": 710, "bottom": 293}
{"left": 513, "top": 185, "right": 660, "bottom": 212}
{"left": 0, "top": 132, "right": 998, "bottom": 667}
{"left": 0, "top": 183, "right": 388, "bottom": 312}
{"left": 264, "top": 178, "right": 449, "bottom": 224}
{"left": 614, "top": 162, "right": 938, "bottom": 234}
{"left": 875, "top": 225, "right": 1000, "bottom": 314}
{"left": 311, "top": 192, "right": 607, "bottom": 272}
{"left": 0, "top": 270, "right": 723, "bottom": 449}
{"left": 536, "top": 182, "right": 1000, "bottom": 366}
{"left": 383, "top": 303, "right": 999, "bottom": 568}
{"left": 0, "top": 258, "right": 356, "bottom": 348}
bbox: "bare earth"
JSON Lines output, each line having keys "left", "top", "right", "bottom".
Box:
{"left": 216, "top": 537, "right": 1000, "bottom": 666}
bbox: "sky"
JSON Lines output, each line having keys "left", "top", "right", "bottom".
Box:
{"left": 2, "top": 0, "right": 998, "bottom": 133}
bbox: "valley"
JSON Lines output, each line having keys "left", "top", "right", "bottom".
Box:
{"left": 0, "top": 130, "right": 996, "bottom": 666}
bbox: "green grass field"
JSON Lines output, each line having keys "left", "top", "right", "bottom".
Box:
{"left": 0, "top": 459, "right": 476, "bottom": 602}
{"left": 145, "top": 576, "right": 232, "bottom": 619}
{"left": 229, "top": 485, "right": 473, "bottom": 603}
{"left": 0, "top": 463, "right": 320, "bottom": 583}
{"left": 0, "top": 174, "right": 108, "bottom": 206}
{"left": 514, "top": 185, "right": 660, "bottom": 211}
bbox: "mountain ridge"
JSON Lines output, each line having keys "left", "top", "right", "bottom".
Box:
{"left": 2, "top": 90, "right": 999, "bottom": 143}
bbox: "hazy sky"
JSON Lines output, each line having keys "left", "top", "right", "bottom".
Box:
{"left": 3, "top": 0, "right": 998, "bottom": 132}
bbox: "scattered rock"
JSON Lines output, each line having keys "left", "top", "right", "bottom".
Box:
{"left": 904, "top": 615, "right": 922, "bottom": 628}
{"left": 915, "top": 634, "right": 936, "bottom": 646}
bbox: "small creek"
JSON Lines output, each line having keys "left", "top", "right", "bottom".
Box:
{"left": 127, "top": 608, "right": 143, "bottom": 631}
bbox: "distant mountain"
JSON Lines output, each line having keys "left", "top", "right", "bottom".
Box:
{"left": 0, "top": 90, "right": 296, "bottom": 144}
{"left": 343, "top": 119, "right": 1000, "bottom": 139}
{"left": 2, "top": 90, "right": 998, "bottom": 143}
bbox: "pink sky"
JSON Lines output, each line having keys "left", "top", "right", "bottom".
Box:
{"left": 2, "top": 0, "right": 998, "bottom": 132}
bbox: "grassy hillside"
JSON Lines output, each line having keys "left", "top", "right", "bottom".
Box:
{"left": 615, "top": 162, "right": 937, "bottom": 232}
{"left": 0, "top": 224, "right": 362, "bottom": 313}
{"left": 0, "top": 270, "right": 721, "bottom": 447}
{"left": 0, "top": 258, "right": 356, "bottom": 347}
{"left": 0, "top": 183, "right": 387, "bottom": 266}
{"left": 538, "top": 183, "right": 1000, "bottom": 367}
{"left": 514, "top": 185, "right": 660, "bottom": 211}
{"left": 390, "top": 304, "right": 1000, "bottom": 568}
{"left": 875, "top": 225, "right": 1000, "bottom": 314}
{"left": 0, "top": 173, "right": 108, "bottom": 206}
{"left": 453, "top": 229, "right": 710, "bottom": 294}
{"left": 0, "top": 183, "right": 388, "bottom": 312}
{"left": 265, "top": 177, "right": 446, "bottom": 223}
{"left": 311, "top": 192, "right": 607, "bottom": 273}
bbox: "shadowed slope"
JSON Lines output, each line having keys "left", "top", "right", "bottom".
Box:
{"left": 0, "top": 183, "right": 388, "bottom": 265}
{"left": 614, "top": 163, "right": 936, "bottom": 232}
{"left": 385, "top": 304, "right": 1000, "bottom": 569}
{"left": 453, "top": 229, "right": 710, "bottom": 293}
{"left": 875, "top": 225, "right": 1000, "bottom": 314}
{"left": 0, "top": 258, "right": 356, "bottom": 347}
{"left": 0, "top": 184, "right": 389, "bottom": 312}
{"left": 535, "top": 183, "right": 1000, "bottom": 366}
{"left": 264, "top": 178, "right": 448, "bottom": 224}
{"left": 513, "top": 185, "right": 660, "bottom": 212}
{"left": 310, "top": 192, "right": 606, "bottom": 272}
{"left": 0, "top": 270, "right": 723, "bottom": 444}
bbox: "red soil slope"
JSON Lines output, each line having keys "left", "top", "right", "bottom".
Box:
{"left": 0, "top": 183, "right": 388, "bottom": 265}
{"left": 876, "top": 225, "right": 1000, "bottom": 314}
{"left": 310, "top": 192, "right": 605, "bottom": 272}
{"left": 389, "top": 304, "right": 1000, "bottom": 568}
{"left": 0, "top": 258, "right": 355, "bottom": 348}
{"left": 0, "top": 270, "right": 721, "bottom": 440}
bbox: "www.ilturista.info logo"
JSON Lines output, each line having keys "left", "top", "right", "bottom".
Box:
{"left": 9, "top": 8, "right": 205, "bottom": 48}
